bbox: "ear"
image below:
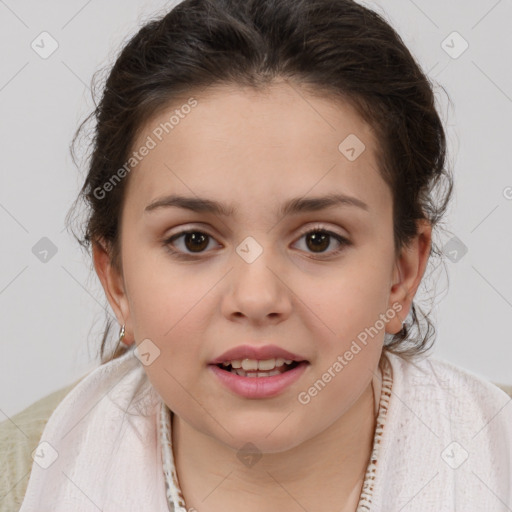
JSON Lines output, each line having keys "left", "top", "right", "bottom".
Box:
{"left": 92, "top": 238, "right": 134, "bottom": 346}
{"left": 386, "top": 220, "right": 432, "bottom": 334}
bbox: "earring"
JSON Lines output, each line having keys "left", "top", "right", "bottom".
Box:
{"left": 118, "top": 324, "right": 126, "bottom": 345}
{"left": 398, "top": 313, "right": 406, "bottom": 336}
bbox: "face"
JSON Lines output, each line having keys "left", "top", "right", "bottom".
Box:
{"left": 97, "top": 81, "right": 419, "bottom": 454}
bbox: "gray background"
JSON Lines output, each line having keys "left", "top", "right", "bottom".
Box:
{"left": 1, "top": 0, "right": 511, "bottom": 419}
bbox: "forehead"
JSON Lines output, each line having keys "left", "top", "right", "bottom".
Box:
{"left": 125, "top": 81, "right": 388, "bottom": 219}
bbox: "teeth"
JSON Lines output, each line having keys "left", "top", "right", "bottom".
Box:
{"left": 232, "top": 368, "right": 281, "bottom": 377}
{"left": 221, "top": 357, "right": 293, "bottom": 371}
{"left": 241, "top": 359, "right": 259, "bottom": 371}
{"left": 256, "top": 359, "right": 275, "bottom": 371}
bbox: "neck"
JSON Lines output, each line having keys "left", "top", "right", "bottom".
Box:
{"left": 171, "top": 378, "right": 378, "bottom": 512}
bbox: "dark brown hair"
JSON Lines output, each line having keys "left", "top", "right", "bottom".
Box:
{"left": 66, "top": 0, "right": 453, "bottom": 365}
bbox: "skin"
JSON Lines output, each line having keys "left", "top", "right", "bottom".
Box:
{"left": 93, "top": 80, "right": 431, "bottom": 511}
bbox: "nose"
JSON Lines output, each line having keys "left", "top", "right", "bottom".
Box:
{"left": 221, "top": 243, "right": 293, "bottom": 325}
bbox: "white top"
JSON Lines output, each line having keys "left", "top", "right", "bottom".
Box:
{"left": 18, "top": 347, "right": 512, "bottom": 511}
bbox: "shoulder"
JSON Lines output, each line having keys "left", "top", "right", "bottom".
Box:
{"left": 384, "top": 350, "right": 512, "bottom": 433}
{"left": 386, "top": 349, "right": 512, "bottom": 397}
{"left": 372, "top": 351, "right": 512, "bottom": 508}
{"left": 0, "top": 378, "right": 85, "bottom": 511}
{"left": 430, "top": 356, "right": 512, "bottom": 398}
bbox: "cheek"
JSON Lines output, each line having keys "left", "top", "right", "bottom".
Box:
{"left": 125, "top": 265, "right": 208, "bottom": 419}
{"left": 296, "top": 274, "right": 386, "bottom": 413}
{"left": 122, "top": 245, "right": 224, "bottom": 369}
{"left": 302, "top": 259, "right": 391, "bottom": 333}
{"left": 292, "top": 255, "right": 392, "bottom": 386}
{"left": 122, "top": 253, "right": 201, "bottom": 369}
{"left": 124, "top": 239, "right": 196, "bottom": 329}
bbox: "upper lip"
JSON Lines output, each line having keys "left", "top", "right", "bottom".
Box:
{"left": 209, "top": 344, "right": 308, "bottom": 365}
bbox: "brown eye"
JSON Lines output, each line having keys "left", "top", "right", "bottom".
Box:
{"left": 164, "top": 230, "right": 217, "bottom": 255}
{"left": 295, "top": 228, "right": 350, "bottom": 257}
{"left": 182, "top": 232, "right": 209, "bottom": 252}
{"left": 305, "top": 231, "right": 330, "bottom": 253}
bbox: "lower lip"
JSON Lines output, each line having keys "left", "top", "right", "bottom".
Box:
{"left": 208, "top": 362, "right": 309, "bottom": 399}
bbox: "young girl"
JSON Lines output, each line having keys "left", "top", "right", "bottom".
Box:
{"left": 5, "top": 0, "right": 512, "bottom": 510}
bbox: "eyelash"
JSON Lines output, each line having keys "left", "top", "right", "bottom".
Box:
{"left": 162, "top": 224, "right": 351, "bottom": 260}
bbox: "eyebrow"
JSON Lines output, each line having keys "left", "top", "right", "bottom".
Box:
{"left": 144, "top": 193, "right": 369, "bottom": 217}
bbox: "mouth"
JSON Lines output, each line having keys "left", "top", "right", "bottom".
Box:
{"left": 212, "top": 359, "right": 304, "bottom": 378}
{"left": 209, "top": 358, "right": 309, "bottom": 398}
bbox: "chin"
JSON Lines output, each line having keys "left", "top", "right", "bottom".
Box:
{"left": 214, "top": 418, "right": 306, "bottom": 454}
